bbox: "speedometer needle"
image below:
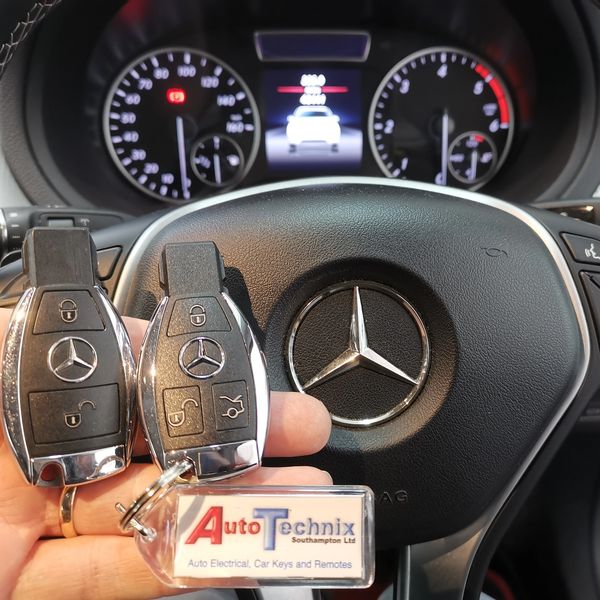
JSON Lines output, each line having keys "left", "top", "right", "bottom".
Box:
{"left": 213, "top": 135, "right": 222, "bottom": 186}
{"left": 176, "top": 116, "right": 190, "bottom": 200}
{"left": 439, "top": 110, "right": 449, "bottom": 186}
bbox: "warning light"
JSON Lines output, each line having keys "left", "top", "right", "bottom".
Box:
{"left": 166, "top": 88, "right": 186, "bottom": 104}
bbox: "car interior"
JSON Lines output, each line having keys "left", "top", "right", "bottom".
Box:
{"left": 2, "top": 0, "right": 600, "bottom": 598}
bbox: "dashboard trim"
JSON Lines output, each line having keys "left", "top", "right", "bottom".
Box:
{"left": 253, "top": 29, "right": 372, "bottom": 62}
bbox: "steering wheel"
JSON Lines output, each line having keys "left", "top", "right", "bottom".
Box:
{"left": 1, "top": 4, "right": 599, "bottom": 599}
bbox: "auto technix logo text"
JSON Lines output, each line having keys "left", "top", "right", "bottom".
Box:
{"left": 184, "top": 506, "right": 357, "bottom": 551}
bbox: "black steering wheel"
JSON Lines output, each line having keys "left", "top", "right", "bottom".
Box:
{"left": 1, "top": 4, "right": 600, "bottom": 599}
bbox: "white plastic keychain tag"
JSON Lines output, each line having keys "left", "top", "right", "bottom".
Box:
{"left": 116, "top": 462, "right": 375, "bottom": 589}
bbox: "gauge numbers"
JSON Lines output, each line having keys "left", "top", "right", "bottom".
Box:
{"left": 369, "top": 47, "right": 515, "bottom": 190}
{"left": 104, "top": 48, "right": 259, "bottom": 202}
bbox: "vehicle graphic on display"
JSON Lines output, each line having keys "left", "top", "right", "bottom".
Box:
{"left": 286, "top": 105, "right": 341, "bottom": 152}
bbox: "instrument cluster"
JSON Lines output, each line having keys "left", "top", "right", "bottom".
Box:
{"left": 102, "top": 33, "right": 520, "bottom": 204}
{"left": 23, "top": 0, "right": 588, "bottom": 213}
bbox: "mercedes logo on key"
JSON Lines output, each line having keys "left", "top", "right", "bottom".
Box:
{"left": 47, "top": 337, "right": 98, "bottom": 383}
{"left": 179, "top": 336, "right": 225, "bottom": 379}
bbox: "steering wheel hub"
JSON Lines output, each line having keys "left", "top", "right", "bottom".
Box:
{"left": 286, "top": 281, "right": 430, "bottom": 426}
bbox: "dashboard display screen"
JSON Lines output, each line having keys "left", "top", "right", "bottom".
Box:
{"left": 263, "top": 68, "right": 362, "bottom": 172}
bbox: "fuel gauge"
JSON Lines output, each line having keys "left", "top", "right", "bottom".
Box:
{"left": 448, "top": 132, "right": 497, "bottom": 186}
{"left": 191, "top": 134, "right": 244, "bottom": 188}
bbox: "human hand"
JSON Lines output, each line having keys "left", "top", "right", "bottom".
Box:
{"left": 0, "top": 309, "right": 332, "bottom": 599}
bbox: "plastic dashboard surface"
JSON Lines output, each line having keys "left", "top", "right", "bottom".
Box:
{"left": 0, "top": 0, "right": 595, "bottom": 215}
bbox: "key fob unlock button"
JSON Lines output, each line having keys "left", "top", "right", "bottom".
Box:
{"left": 29, "top": 384, "right": 119, "bottom": 445}
{"left": 163, "top": 387, "right": 203, "bottom": 437}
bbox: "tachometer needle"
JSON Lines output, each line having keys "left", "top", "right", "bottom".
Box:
{"left": 439, "top": 110, "right": 449, "bottom": 186}
{"left": 176, "top": 116, "right": 190, "bottom": 200}
{"left": 469, "top": 150, "right": 478, "bottom": 182}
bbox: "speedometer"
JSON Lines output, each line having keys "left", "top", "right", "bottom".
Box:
{"left": 368, "top": 47, "right": 515, "bottom": 190}
{"left": 104, "top": 48, "right": 259, "bottom": 202}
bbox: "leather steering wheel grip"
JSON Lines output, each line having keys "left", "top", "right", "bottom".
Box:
{"left": 0, "top": 0, "right": 61, "bottom": 80}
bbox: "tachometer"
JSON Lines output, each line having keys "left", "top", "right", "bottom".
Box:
{"left": 103, "top": 48, "right": 259, "bottom": 202}
{"left": 368, "top": 47, "right": 514, "bottom": 190}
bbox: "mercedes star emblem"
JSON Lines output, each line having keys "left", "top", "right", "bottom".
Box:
{"left": 179, "top": 336, "right": 225, "bottom": 379}
{"left": 47, "top": 337, "right": 98, "bottom": 383}
{"left": 287, "top": 283, "right": 430, "bottom": 427}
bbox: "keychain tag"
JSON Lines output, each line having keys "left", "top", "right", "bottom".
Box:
{"left": 118, "top": 480, "right": 374, "bottom": 589}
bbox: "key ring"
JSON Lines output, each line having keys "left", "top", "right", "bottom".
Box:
{"left": 116, "top": 459, "right": 193, "bottom": 539}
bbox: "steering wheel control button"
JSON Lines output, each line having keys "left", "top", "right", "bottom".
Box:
{"left": 163, "top": 387, "right": 203, "bottom": 437}
{"left": 34, "top": 291, "right": 104, "bottom": 334}
{"left": 581, "top": 273, "right": 600, "bottom": 338}
{"left": 137, "top": 241, "right": 269, "bottom": 480}
{"left": 29, "top": 385, "right": 119, "bottom": 444}
{"left": 2, "top": 228, "right": 136, "bottom": 486}
{"left": 561, "top": 233, "right": 600, "bottom": 265}
{"left": 167, "top": 297, "right": 230, "bottom": 336}
{"left": 212, "top": 381, "right": 249, "bottom": 431}
{"left": 47, "top": 336, "right": 98, "bottom": 383}
{"left": 287, "top": 283, "right": 429, "bottom": 427}
{"left": 96, "top": 246, "right": 122, "bottom": 280}
{"left": 178, "top": 337, "right": 225, "bottom": 379}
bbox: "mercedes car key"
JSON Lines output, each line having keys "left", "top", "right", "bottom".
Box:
{"left": 137, "top": 242, "right": 269, "bottom": 480}
{"left": 2, "top": 228, "right": 136, "bottom": 486}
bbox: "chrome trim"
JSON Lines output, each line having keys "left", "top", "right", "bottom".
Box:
{"left": 96, "top": 286, "right": 137, "bottom": 470}
{"left": 287, "top": 282, "right": 430, "bottom": 427}
{"left": 2, "top": 287, "right": 35, "bottom": 480}
{"left": 31, "top": 445, "right": 127, "bottom": 486}
{"left": 114, "top": 175, "right": 591, "bottom": 598}
{"left": 46, "top": 336, "right": 98, "bottom": 383}
{"left": 2, "top": 285, "right": 136, "bottom": 486}
{"left": 223, "top": 291, "right": 270, "bottom": 463}
{"left": 178, "top": 336, "right": 225, "bottom": 379}
{"left": 165, "top": 439, "right": 260, "bottom": 480}
{"left": 137, "top": 297, "right": 169, "bottom": 470}
{"left": 0, "top": 208, "right": 8, "bottom": 256}
{"left": 137, "top": 292, "right": 270, "bottom": 479}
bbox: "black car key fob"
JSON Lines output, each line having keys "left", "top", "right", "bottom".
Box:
{"left": 138, "top": 242, "right": 269, "bottom": 480}
{"left": 2, "top": 228, "right": 136, "bottom": 486}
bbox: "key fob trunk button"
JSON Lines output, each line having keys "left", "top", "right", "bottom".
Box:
{"left": 213, "top": 381, "right": 250, "bottom": 431}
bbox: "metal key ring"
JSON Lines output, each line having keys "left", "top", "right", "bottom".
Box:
{"left": 116, "top": 459, "right": 193, "bottom": 539}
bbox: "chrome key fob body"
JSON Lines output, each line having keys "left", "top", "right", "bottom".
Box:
{"left": 138, "top": 242, "right": 269, "bottom": 479}
{"left": 2, "top": 228, "right": 136, "bottom": 486}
